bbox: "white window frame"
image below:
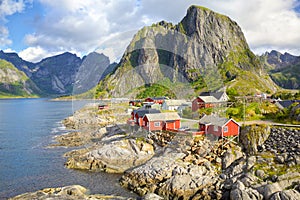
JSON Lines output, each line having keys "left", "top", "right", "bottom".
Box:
{"left": 154, "top": 122, "right": 161, "bottom": 127}
{"left": 224, "top": 126, "right": 228, "bottom": 133}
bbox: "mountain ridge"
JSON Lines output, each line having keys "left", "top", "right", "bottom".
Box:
{"left": 261, "top": 50, "right": 300, "bottom": 89}
{"left": 95, "top": 5, "right": 277, "bottom": 98}
{"left": 0, "top": 51, "right": 112, "bottom": 96}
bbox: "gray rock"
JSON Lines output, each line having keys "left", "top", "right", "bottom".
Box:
{"left": 270, "top": 189, "right": 300, "bottom": 200}
{"left": 142, "top": 193, "right": 164, "bottom": 200}
{"left": 222, "top": 147, "right": 244, "bottom": 169}
{"left": 230, "top": 181, "right": 263, "bottom": 200}
{"left": 255, "top": 170, "right": 265, "bottom": 179}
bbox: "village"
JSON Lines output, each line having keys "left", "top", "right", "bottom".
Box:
{"left": 95, "top": 90, "right": 300, "bottom": 148}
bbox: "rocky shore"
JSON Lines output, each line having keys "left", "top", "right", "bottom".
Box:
{"left": 10, "top": 103, "right": 300, "bottom": 199}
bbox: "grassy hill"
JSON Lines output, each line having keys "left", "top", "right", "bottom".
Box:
{"left": 0, "top": 59, "right": 40, "bottom": 98}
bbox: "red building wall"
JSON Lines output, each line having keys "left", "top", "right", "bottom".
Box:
{"left": 207, "top": 125, "right": 222, "bottom": 136}
{"left": 223, "top": 120, "right": 239, "bottom": 136}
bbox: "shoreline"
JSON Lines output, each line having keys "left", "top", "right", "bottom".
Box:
{"left": 9, "top": 102, "right": 300, "bottom": 200}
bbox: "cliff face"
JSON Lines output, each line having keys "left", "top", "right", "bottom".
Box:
{"left": 99, "top": 5, "right": 274, "bottom": 98}
{"left": 0, "top": 51, "right": 111, "bottom": 96}
{"left": 0, "top": 59, "right": 40, "bottom": 97}
{"left": 261, "top": 50, "right": 300, "bottom": 89}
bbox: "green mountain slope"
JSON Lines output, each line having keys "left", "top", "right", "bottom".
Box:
{"left": 261, "top": 50, "right": 300, "bottom": 89}
{"left": 95, "top": 5, "right": 277, "bottom": 98}
{"left": 0, "top": 59, "right": 40, "bottom": 98}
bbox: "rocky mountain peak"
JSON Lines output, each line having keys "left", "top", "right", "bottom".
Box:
{"left": 98, "top": 5, "right": 269, "bottom": 98}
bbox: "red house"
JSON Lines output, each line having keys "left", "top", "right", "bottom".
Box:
{"left": 199, "top": 114, "right": 240, "bottom": 137}
{"left": 131, "top": 108, "right": 161, "bottom": 126}
{"left": 145, "top": 97, "right": 168, "bottom": 105}
{"left": 143, "top": 112, "right": 181, "bottom": 132}
{"left": 192, "top": 92, "right": 229, "bottom": 112}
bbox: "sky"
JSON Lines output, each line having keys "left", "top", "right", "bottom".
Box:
{"left": 0, "top": 0, "right": 300, "bottom": 63}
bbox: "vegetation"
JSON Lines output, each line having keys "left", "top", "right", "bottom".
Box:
{"left": 271, "top": 90, "right": 300, "bottom": 100}
{"left": 136, "top": 83, "right": 176, "bottom": 99}
{"left": 269, "top": 63, "right": 300, "bottom": 89}
{"left": 0, "top": 59, "right": 40, "bottom": 98}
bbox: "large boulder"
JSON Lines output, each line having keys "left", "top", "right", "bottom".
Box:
{"left": 270, "top": 190, "right": 300, "bottom": 200}
{"left": 222, "top": 146, "right": 244, "bottom": 169}
{"left": 239, "top": 125, "right": 270, "bottom": 155}
{"left": 230, "top": 181, "right": 263, "bottom": 200}
{"left": 9, "top": 185, "right": 128, "bottom": 200}
{"left": 65, "top": 138, "right": 154, "bottom": 173}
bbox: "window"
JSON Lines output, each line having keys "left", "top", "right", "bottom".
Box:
{"left": 154, "top": 122, "right": 160, "bottom": 127}
{"left": 214, "top": 125, "right": 218, "bottom": 131}
{"left": 224, "top": 126, "right": 228, "bottom": 133}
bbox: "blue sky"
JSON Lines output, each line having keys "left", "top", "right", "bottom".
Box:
{"left": 1, "top": 0, "right": 300, "bottom": 63}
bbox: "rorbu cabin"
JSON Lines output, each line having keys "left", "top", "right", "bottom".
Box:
{"left": 131, "top": 108, "right": 161, "bottom": 126}
{"left": 192, "top": 92, "right": 229, "bottom": 111}
{"left": 145, "top": 97, "right": 168, "bottom": 105}
{"left": 199, "top": 114, "right": 240, "bottom": 137}
{"left": 143, "top": 112, "right": 181, "bottom": 132}
{"left": 98, "top": 104, "right": 109, "bottom": 110}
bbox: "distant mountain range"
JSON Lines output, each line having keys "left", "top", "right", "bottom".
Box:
{"left": 0, "top": 50, "right": 116, "bottom": 97}
{"left": 261, "top": 50, "right": 300, "bottom": 89}
{"left": 1, "top": 5, "right": 299, "bottom": 98}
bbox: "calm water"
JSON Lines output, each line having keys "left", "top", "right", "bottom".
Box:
{"left": 0, "top": 98, "right": 135, "bottom": 199}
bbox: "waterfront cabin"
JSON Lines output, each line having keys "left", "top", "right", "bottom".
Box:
{"left": 143, "top": 112, "right": 181, "bottom": 132}
{"left": 199, "top": 114, "right": 240, "bottom": 137}
{"left": 131, "top": 108, "right": 161, "bottom": 126}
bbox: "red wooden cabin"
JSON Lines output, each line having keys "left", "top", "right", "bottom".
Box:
{"left": 145, "top": 97, "right": 168, "bottom": 105}
{"left": 131, "top": 108, "right": 161, "bottom": 126}
{"left": 199, "top": 114, "right": 240, "bottom": 137}
{"left": 143, "top": 112, "right": 181, "bottom": 132}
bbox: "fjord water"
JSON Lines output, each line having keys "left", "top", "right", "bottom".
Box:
{"left": 0, "top": 98, "right": 133, "bottom": 199}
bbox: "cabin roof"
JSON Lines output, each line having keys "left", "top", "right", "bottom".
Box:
{"left": 199, "top": 114, "right": 231, "bottom": 127}
{"left": 163, "top": 100, "right": 189, "bottom": 106}
{"left": 144, "top": 112, "right": 180, "bottom": 121}
{"left": 135, "top": 108, "right": 161, "bottom": 117}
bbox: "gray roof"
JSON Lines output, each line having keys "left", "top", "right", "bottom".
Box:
{"left": 144, "top": 112, "right": 180, "bottom": 121}
{"left": 198, "top": 96, "right": 219, "bottom": 103}
{"left": 163, "top": 100, "right": 189, "bottom": 106}
{"left": 276, "top": 100, "right": 300, "bottom": 109}
{"left": 134, "top": 108, "right": 161, "bottom": 117}
{"left": 199, "top": 91, "right": 226, "bottom": 100}
{"left": 199, "top": 114, "right": 230, "bottom": 127}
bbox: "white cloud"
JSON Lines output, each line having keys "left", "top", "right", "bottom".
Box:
{"left": 19, "top": 46, "right": 64, "bottom": 62}
{"left": 7, "top": 0, "right": 300, "bottom": 60}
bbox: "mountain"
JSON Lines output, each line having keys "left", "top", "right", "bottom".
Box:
{"left": 261, "top": 50, "right": 300, "bottom": 89}
{"left": 30, "top": 52, "right": 82, "bottom": 95}
{"left": 0, "top": 59, "right": 40, "bottom": 97}
{"left": 0, "top": 50, "right": 35, "bottom": 77}
{"left": 0, "top": 51, "right": 111, "bottom": 96}
{"left": 95, "top": 5, "right": 276, "bottom": 98}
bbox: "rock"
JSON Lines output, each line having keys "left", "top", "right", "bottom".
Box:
{"left": 246, "top": 156, "right": 256, "bottom": 170}
{"left": 8, "top": 185, "right": 128, "bottom": 200}
{"left": 275, "top": 155, "right": 285, "bottom": 164}
{"left": 230, "top": 181, "right": 263, "bottom": 200}
{"left": 255, "top": 170, "right": 265, "bottom": 179}
{"left": 222, "top": 146, "right": 244, "bottom": 169}
{"left": 65, "top": 138, "right": 154, "bottom": 173}
{"left": 142, "top": 193, "right": 164, "bottom": 200}
{"left": 257, "top": 183, "right": 283, "bottom": 199}
{"left": 239, "top": 125, "right": 270, "bottom": 155}
{"left": 270, "top": 189, "right": 300, "bottom": 200}
{"left": 120, "top": 152, "right": 186, "bottom": 195}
